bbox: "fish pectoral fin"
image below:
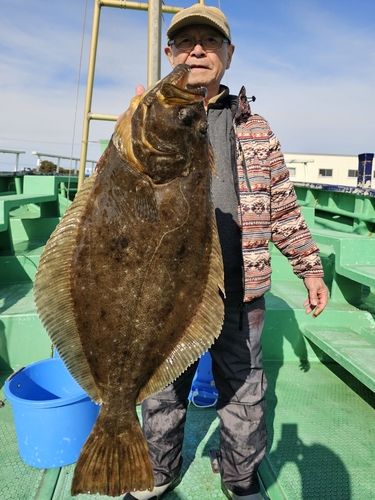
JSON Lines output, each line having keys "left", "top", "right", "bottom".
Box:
{"left": 135, "top": 179, "right": 159, "bottom": 223}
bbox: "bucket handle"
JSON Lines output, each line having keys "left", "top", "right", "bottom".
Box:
{"left": 191, "top": 389, "right": 218, "bottom": 408}
{"left": 1, "top": 367, "right": 25, "bottom": 408}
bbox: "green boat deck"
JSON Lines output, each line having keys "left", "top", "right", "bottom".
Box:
{"left": 1, "top": 175, "right": 375, "bottom": 499}
{"left": 2, "top": 357, "right": 374, "bottom": 499}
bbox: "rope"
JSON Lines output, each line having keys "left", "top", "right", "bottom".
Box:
{"left": 66, "top": 0, "right": 89, "bottom": 205}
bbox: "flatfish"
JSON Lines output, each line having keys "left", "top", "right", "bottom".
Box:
{"left": 33, "top": 64, "right": 224, "bottom": 496}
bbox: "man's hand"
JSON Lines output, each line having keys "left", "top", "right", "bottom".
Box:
{"left": 116, "top": 85, "right": 146, "bottom": 124}
{"left": 135, "top": 85, "right": 145, "bottom": 96}
{"left": 303, "top": 277, "right": 329, "bottom": 318}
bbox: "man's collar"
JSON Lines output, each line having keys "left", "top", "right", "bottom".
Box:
{"left": 208, "top": 85, "right": 230, "bottom": 105}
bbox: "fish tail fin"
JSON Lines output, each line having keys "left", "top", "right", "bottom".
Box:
{"left": 71, "top": 411, "right": 154, "bottom": 496}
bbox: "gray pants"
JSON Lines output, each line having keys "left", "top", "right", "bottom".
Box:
{"left": 141, "top": 292, "right": 267, "bottom": 496}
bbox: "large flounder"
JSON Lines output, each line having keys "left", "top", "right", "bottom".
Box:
{"left": 33, "top": 64, "right": 224, "bottom": 496}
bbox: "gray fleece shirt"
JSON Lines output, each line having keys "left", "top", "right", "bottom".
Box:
{"left": 208, "top": 86, "right": 243, "bottom": 294}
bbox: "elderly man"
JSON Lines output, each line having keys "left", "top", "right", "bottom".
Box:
{"left": 124, "top": 4, "right": 328, "bottom": 500}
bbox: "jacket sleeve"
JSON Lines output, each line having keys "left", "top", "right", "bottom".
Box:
{"left": 267, "top": 126, "right": 324, "bottom": 278}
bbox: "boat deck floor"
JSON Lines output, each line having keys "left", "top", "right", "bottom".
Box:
{"left": 1, "top": 359, "right": 374, "bottom": 500}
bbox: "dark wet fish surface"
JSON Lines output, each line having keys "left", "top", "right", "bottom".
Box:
{"left": 33, "top": 64, "right": 224, "bottom": 497}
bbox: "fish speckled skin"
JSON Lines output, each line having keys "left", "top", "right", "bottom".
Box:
{"left": 33, "top": 64, "right": 224, "bottom": 496}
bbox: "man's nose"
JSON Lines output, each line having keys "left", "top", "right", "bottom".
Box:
{"left": 190, "top": 41, "right": 206, "bottom": 55}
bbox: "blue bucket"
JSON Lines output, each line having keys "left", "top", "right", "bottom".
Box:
{"left": 4, "top": 357, "right": 100, "bottom": 468}
{"left": 189, "top": 351, "right": 218, "bottom": 408}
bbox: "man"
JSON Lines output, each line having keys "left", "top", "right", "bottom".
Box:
{"left": 124, "top": 4, "right": 328, "bottom": 500}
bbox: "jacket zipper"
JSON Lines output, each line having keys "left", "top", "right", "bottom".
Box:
{"left": 239, "top": 141, "right": 252, "bottom": 193}
{"left": 238, "top": 303, "right": 244, "bottom": 331}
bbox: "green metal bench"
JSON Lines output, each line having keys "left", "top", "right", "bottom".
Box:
{"left": 310, "top": 227, "right": 375, "bottom": 300}
{"left": 303, "top": 228, "right": 375, "bottom": 393}
{"left": 303, "top": 324, "right": 375, "bottom": 392}
{"left": 295, "top": 184, "right": 375, "bottom": 236}
{"left": 0, "top": 193, "right": 56, "bottom": 233}
{"left": 295, "top": 188, "right": 375, "bottom": 393}
{"left": 0, "top": 176, "right": 71, "bottom": 254}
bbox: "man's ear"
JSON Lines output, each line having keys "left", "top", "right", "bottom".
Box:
{"left": 164, "top": 46, "right": 175, "bottom": 67}
{"left": 226, "top": 44, "right": 235, "bottom": 70}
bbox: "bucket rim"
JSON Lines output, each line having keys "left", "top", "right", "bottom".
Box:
{"left": 4, "top": 357, "right": 95, "bottom": 408}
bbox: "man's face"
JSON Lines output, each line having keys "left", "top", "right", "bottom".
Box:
{"left": 164, "top": 24, "right": 235, "bottom": 100}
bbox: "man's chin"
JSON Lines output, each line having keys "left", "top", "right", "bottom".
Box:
{"left": 187, "top": 80, "right": 209, "bottom": 91}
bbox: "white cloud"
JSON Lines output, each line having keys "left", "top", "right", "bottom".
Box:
{"left": 0, "top": 0, "right": 374, "bottom": 173}
{"left": 222, "top": 0, "right": 375, "bottom": 154}
{"left": 0, "top": 1, "right": 150, "bottom": 170}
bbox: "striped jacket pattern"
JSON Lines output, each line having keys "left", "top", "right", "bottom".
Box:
{"left": 234, "top": 86, "right": 324, "bottom": 301}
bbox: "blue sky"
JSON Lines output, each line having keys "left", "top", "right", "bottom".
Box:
{"left": 1, "top": 0, "right": 374, "bottom": 171}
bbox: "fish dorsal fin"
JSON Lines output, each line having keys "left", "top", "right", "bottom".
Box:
{"left": 34, "top": 171, "right": 102, "bottom": 404}
{"left": 137, "top": 207, "right": 225, "bottom": 403}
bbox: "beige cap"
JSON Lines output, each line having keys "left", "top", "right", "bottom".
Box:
{"left": 167, "top": 3, "right": 231, "bottom": 42}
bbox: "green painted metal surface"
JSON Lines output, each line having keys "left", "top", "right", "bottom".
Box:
{"left": 0, "top": 375, "right": 53, "bottom": 500}
{"left": 262, "top": 361, "right": 375, "bottom": 500}
{"left": 100, "top": 139, "right": 110, "bottom": 153}
{"left": 2, "top": 362, "right": 374, "bottom": 500}
{"left": 310, "top": 227, "right": 375, "bottom": 295}
{"left": 1, "top": 178, "right": 375, "bottom": 498}
{"left": 0, "top": 175, "right": 76, "bottom": 254}
{"left": 303, "top": 325, "right": 375, "bottom": 392}
{"left": 295, "top": 185, "right": 375, "bottom": 235}
{"left": 0, "top": 282, "right": 51, "bottom": 372}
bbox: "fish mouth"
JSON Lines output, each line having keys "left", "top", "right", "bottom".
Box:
{"left": 160, "top": 64, "right": 207, "bottom": 101}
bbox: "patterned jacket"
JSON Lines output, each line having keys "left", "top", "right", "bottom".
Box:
{"left": 234, "top": 87, "right": 324, "bottom": 301}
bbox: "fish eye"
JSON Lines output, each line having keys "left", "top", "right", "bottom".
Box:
{"left": 178, "top": 108, "right": 193, "bottom": 125}
{"left": 199, "top": 121, "right": 208, "bottom": 135}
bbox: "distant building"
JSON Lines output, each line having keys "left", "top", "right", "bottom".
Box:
{"left": 284, "top": 153, "right": 373, "bottom": 188}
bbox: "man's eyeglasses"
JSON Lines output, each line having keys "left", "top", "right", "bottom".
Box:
{"left": 168, "top": 35, "right": 229, "bottom": 52}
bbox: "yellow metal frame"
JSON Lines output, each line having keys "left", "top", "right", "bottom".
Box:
{"left": 78, "top": 0, "right": 205, "bottom": 189}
